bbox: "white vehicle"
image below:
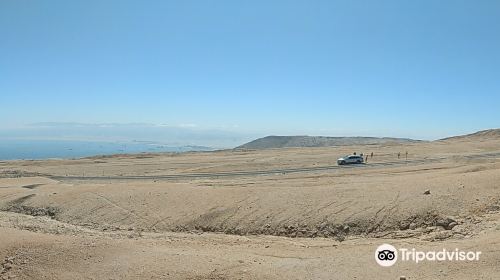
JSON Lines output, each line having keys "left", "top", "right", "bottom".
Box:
{"left": 337, "top": 155, "right": 364, "bottom": 165}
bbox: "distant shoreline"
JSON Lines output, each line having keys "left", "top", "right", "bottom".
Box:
{"left": 0, "top": 139, "right": 215, "bottom": 161}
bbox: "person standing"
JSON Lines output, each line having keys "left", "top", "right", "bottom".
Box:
{"left": 398, "top": 152, "right": 401, "bottom": 159}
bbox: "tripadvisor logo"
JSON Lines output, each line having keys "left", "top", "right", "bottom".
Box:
{"left": 375, "top": 244, "right": 398, "bottom": 267}
{"left": 375, "top": 244, "right": 482, "bottom": 267}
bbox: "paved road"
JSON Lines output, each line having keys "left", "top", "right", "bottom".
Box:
{"left": 49, "top": 151, "right": 500, "bottom": 181}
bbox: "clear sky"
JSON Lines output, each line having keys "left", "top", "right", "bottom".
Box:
{"left": 1, "top": 0, "right": 499, "bottom": 140}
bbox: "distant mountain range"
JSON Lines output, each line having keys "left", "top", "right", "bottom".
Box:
{"left": 236, "top": 136, "right": 421, "bottom": 150}
{"left": 0, "top": 122, "right": 256, "bottom": 149}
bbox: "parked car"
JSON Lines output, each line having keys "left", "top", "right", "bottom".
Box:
{"left": 337, "top": 155, "right": 364, "bottom": 165}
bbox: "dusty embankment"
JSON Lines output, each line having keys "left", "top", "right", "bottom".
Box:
{"left": 0, "top": 138, "right": 499, "bottom": 279}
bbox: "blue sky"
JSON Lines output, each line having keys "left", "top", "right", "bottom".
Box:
{"left": 1, "top": 0, "right": 499, "bottom": 141}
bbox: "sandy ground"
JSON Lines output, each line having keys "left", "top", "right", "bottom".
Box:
{"left": 0, "top": 137, "right": 499, "bottom": 279}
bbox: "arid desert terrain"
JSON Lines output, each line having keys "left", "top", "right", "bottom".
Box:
{"left": 1, "top": 132, "right": 500, "bottom": 279}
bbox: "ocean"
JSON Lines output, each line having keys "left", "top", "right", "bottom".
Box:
{"left": 0, "top": 139, "right": 213, "bottom": 160}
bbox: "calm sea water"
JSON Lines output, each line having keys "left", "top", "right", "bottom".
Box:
{"left": 0, "top": 140, "right": 212, "bottom": 160}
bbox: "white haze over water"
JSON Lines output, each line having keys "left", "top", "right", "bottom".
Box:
{"left": 0, "top": 139, "right": 215, "bottom": 160}
{"left": 0, "top": 123, "right": 259, "bottom": 160}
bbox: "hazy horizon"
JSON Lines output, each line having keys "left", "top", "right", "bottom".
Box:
{"left": 1, "top": 122, "right": 496, "bottom": 146}
{"left": 0, "top": 123, "right": 495, "bottom": 160}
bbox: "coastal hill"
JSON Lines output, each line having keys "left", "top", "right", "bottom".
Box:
{"left": 441, "top": 129, "right": 500, "bottom": 141}
{"left": 236, "top": 135, "right": 420, "bottom": 150}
